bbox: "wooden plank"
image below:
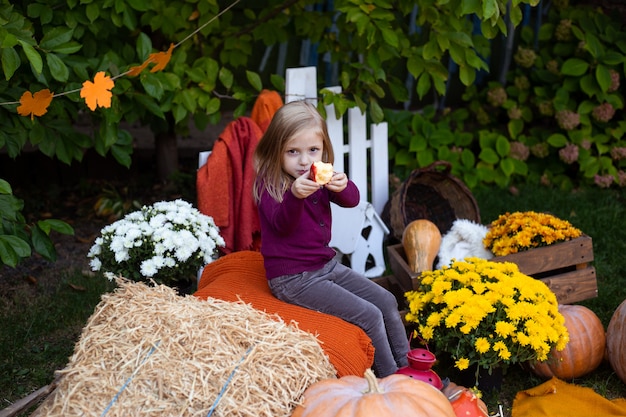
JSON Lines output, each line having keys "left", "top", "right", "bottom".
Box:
{"left": 370, "top": 122, "right": 389, "bottom": 214}
{"left": 387, "top": 244, "right": 419, "bottom": 292}
{"left": 491, "top": 235, "right": 594, "bottom": 276}
{"left": 0, "top": 384, "right": 55, "bottom": 417}
{"left": 539, "top": 266, "right": 598, "bottom": 304}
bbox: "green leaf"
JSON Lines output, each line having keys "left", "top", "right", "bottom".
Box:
{"left": 561, "top": 58, "right": 589, "bottom": 76}
{"left": 86, "top": 3, "right": 100, "bottom": 22}
{"left": 0, "top": 179, "right": 12, "bottom": 195}
{"left": 136, "top": 32, "right": 152, "bottom": 60}
{"left": 133, "top": 94, "right": 165, "bottom": 119}
{"left": 0, "top": 194, "right": 21, "bottom": 221}
{"left": 596, "top": 64, "right": 612, "bottom": 92}
{"left": 579, "top": 74, "right": 599, "bottom": 97}
{"left": 140, "top": 74, "right": 164, "bottom": 100}
{"left": 482, "top": 0, "right": 498, "bottom": 20}
{"left": 416, "top": 74, "right": 431, "bottom": 100}
{"left": 407, "top": 55, "right": 424, "bottom": 78}
{"left": 172, "top": 103, "right": 187, "bottom": 124}
{"left": 369, "top": 100, "right": 384, "bottom": 124}
{"left": 507, "top": 119, "right": 524, "bottom": 139}
{"left": 246, "top": 70, "right": 262, "bottom": 92}
{"left": 547, "top": 133, "right": 568, "bottom": 147}
{"left": 18, "top": 40, "right": 43, "bottom": 74}
{"left": 46, "top": 53, "right": 69, "bottom": 82}
{"left": 37, "top": 219, "right": 74, "bottom": 235}
{"left": 0, "top": 236, "right": 30, "bottom": 267}
{"left": 479, "top": 148, "right": 499, "bottom": 164}
{"left": 219, "top": 67, "right": 233, "bottom": 89}
{"left": 379, "top": 27, "right": 398, "bottom": 49}
{"left": 1, "top": 47, "right": 20, "bottom": 80}
{"left": 40, "top": 27, "right": 74, "bottom": 51}
{"left": 500, "top": 157, "right": 515, "bottom": 177}
{"left": 459, "top": 65, "right": 475, "bottom": 86}
{"left": 495, "top": 135, "right": 510, "bottom": 157}
{"left": 461, "top": 149, "right": 476, "bottom": 167}
{"left": 51, "top": 41, "right": 82, "bottom": 54}
{"left": 31, "top": 225, "right": 56, "bottom": 262}
{"left": 600, "top": 51, "right": 625, "bottom": 66}
{"left": 179, "top": 89, "right": 197, "bottom": 113}
{"left": 583, "top": 32, "right": 602, "bottom": 59}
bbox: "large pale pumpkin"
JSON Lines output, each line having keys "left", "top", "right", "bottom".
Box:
{"left": 402, "top": 219, "right": 442, "bottom": 273}
{"left": 529, "top": 304, "right": 605, "bottom": 380}
{"left": 606, "top": 299, "right": 626, "bottom": 384}
{"left": 291, "top": 369, "right": 456, "bottom": 417}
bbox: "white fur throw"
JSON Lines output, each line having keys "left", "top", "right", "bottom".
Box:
{"left": 436, "top": 219, "right": 494, "bottom": 269}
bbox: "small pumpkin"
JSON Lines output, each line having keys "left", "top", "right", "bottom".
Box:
{"left": 291, "top": 369, "right": 456, "bottom": 417}
{"left": 529, "top": 304, "right": 605, "bottom": 380}
{"left": 442, "top": 382, "right": 489, "bottom": 417}
{"left": 402, "top": 219, "right": 442, "bottom": 274}
{"left": 606, "top": 299, "right": 626, "bottom": 384}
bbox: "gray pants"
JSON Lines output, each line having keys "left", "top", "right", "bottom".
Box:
{"left": 268, "top": 260, "right": 409, "bottom": 377}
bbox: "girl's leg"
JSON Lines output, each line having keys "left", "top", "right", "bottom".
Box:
{"left": 268, "top": 260, "right": 408, "bottom": 377}
{"left": 329, "top": 262, "right": 409, "bottom": 370}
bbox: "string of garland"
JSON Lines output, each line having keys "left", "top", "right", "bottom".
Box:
{"left": 0, "top": 0, "right": 240, "bottom": 118}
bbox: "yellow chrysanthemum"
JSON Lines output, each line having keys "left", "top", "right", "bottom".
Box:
{"left": 484, "top": 211, "right": 582, "bottom": 256}
{"left": 455, "top": 357, "right": 470, "bottom": 370}
{"left": 404, "top": 257, "right": 569, "bottom": 373}
{"left": 475, "top": 337, "right": 490, "bottom": 354}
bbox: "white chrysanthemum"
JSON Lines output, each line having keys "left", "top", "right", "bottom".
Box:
{"left": 88, "top": 244, "right": 101, "bottom": 257}
{"left": 110, "top": 236, "right": 126, "bottom": 253}
{"left": 114, "top": 249, "right": 130, "bottom": 263}
{"left": 140, "top": 259, "right": 158, "bottom": 277}
{"left": 89, "top": 257, "right": 102, "bottom": 271}
{"left": 88, "top": 199, "right": 224, "bottom": 285}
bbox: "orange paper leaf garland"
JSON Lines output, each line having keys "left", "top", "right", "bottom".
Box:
{"left": 149, "top": 43, "right": 175, "bottom": 72}
{"left": 80, "top": 71, "right": 115, "bottom": 111}
{"left": 128, "top": 43, "right": 175, "bottom": 76}
{"left": 17, "top": 89, "right": 54, "bottom": 120}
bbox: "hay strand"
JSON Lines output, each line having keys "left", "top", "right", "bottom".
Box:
{"left": 32, "top": 280, "right": 336, "bottom": 417}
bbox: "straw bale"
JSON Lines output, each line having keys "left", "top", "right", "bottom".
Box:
{"left": 32, "top": 280, "right": 336, "bottom": 417}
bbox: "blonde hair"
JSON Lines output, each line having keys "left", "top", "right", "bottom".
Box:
{"left": 254, "top": 100, "right": 334, "bottom": 202}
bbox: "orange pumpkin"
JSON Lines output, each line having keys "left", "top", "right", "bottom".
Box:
{"left": 291, "top": 369, "right": 456, "bottom": 417}
{"left": 529, "top": 304, "right": 605, "bottom": 380}
{"left": 606, "top": 299, "right": 626, "bottom": 384}
{"left": 402, "top": 219, "right": 442, "bottom": 273}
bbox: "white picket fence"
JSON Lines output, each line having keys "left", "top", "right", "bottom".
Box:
{"left": 285, "top": 66, "right": 390, "bottom": 277}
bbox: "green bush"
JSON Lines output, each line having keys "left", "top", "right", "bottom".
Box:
{"left": 389, "top": 2, "right": 626, "bottom": 189}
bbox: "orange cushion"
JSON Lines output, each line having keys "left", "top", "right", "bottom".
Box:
{"left": 193, "top": 251, "right": 374, "bottom": 377}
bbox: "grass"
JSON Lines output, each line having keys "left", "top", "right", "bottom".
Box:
{"left": 0, "top": 270, "right": 115, "bottom": 412}
{"left": 0, "top": 184, "right": 625, "bottom": 415}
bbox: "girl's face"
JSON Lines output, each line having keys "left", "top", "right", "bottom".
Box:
{"left": 282, "top": 129, "right": 324, "bottom": 179}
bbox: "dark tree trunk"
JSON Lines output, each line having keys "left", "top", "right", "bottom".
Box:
{"left": 155, "top": 130, "right": 179, "bottom": 183}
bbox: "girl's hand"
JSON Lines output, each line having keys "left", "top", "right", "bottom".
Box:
{"left": 291, "top": 172, "right": 322, "bottom": 199}
{"left": 325, "top": 172, "right": 348, "bottom": 193}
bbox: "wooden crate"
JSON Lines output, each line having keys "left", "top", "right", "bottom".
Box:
{"left": 387, "top": 235, "right": 598, "bottom": 305}
{"left": 491, "top": 235, "right": 597, "bottom": 304}
{"left": 387, "top": 243, "right": 420, "bottom": 294}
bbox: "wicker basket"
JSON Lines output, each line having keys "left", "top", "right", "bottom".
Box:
{"left": 388, "top": 161, "right": 481, "bottom": 240}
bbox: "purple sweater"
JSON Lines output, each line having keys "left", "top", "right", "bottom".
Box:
{"left": 258, "top": 181, "right": 360, "bottom": 279}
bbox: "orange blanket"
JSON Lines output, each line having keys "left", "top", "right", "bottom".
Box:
{"left": 512, "top": 377, "right": 626, "bottom": 417}
{"left": 196, "top": 117, "right": 262, "bottom": 254}
{"left": 251, "top": 89, "right": 283, "bottom": 133}
{"left": 193, "top": 251, "right": 375, "bottom": 378}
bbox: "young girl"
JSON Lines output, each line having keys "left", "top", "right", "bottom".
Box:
{"left": 253, "top": 100, "right": 409, "bottom": 377}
